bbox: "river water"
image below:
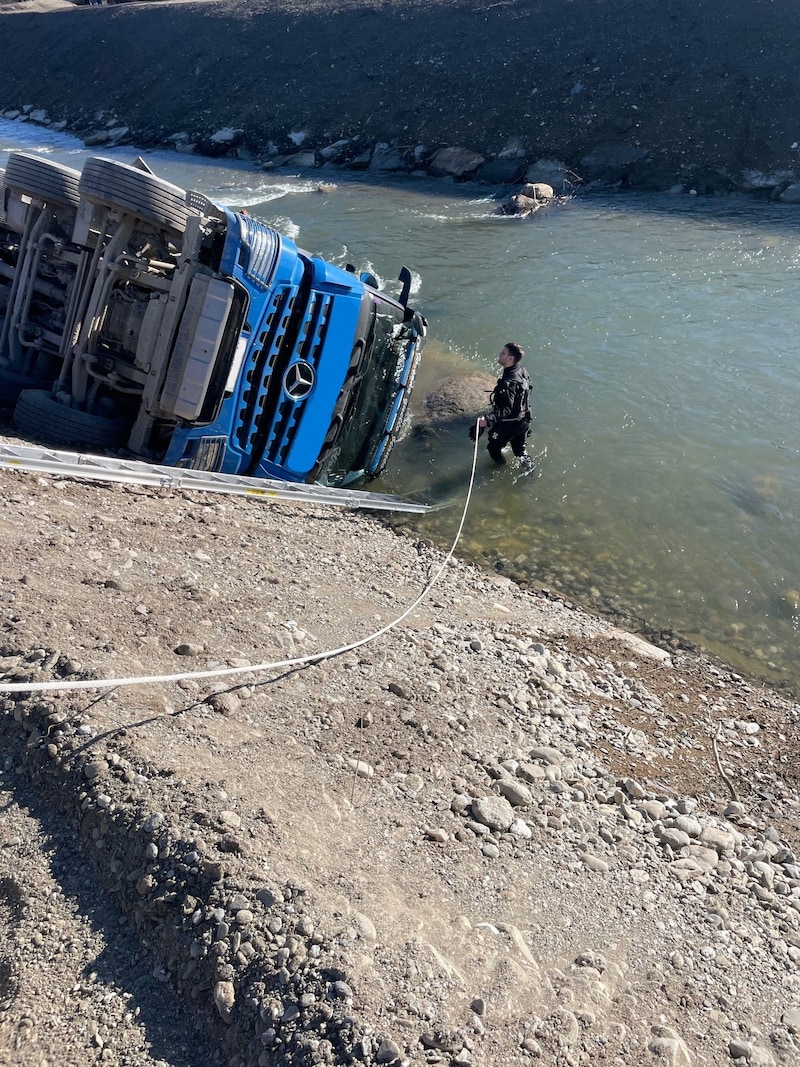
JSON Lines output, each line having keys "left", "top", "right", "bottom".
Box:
{"left": 2, "top": 121, "right": 800, "bottom": 694}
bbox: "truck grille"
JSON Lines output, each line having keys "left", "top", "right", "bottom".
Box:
{"left": 233, "top": 287, "right": 332, "bottom": 473}
{"left": 264, "top": 290, "right": 332, "bottom": 467}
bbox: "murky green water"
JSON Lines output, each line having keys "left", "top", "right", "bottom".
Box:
{"left": 3, "top": 122, "right": 800, "bottom": 693}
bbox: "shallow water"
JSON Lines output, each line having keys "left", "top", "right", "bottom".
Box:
{"left": 2, "top": 121, "right": 800, "bottom": 693}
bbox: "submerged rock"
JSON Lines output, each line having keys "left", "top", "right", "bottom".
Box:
{"left": 423, "top": 373, "right": 495, "bottom": 422}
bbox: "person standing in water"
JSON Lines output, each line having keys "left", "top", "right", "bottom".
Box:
{"left": 469, "top": 342, "right": 532, "bottom": 462}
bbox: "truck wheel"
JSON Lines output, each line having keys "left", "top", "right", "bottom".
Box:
{"left": 13, "top": 390, "right": 130, "bottom": 450}
{"left": 0, "top": 367, "right": 55, "bottom": 409}
{"left": 79, "top": 157, "right": 189, "bottom": 234}
{"left": 3, "top": 153, "right": 81, "bottom": 209}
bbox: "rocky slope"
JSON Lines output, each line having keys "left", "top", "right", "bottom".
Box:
{"left": 1, "top": 0, "right": 800, "bottom": 195}
{"left": 0, "top": 432, "right": 798, "bottom": 1067}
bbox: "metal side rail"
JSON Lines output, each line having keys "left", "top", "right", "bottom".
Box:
{"left": 0, "top": 443, "right": 433, "bottom": 513}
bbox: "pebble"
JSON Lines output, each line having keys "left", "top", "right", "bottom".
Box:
{"left": 580, "top": 853, "right": 610, "bottom": 873}
{"left": 495, "top": 779, "right": 532, "bottom": 806}
{"left": 213, "top": 981, "right": 235, "bottom": 1022}
{"left": 346, "top": 758, "right": 374, "bottom": 779}
{"left": 471, "top": 796, "right": 514, "bottom": 832}
{"left": 375, "top": 1038, "right": 403, "bottom": 1064}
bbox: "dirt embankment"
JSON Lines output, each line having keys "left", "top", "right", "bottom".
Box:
{"left": 1, "top": 0, "right": 800, "bottom": 193}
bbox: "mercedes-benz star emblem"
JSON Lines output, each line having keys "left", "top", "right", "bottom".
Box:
{"left": 283, "top": 360, "right": 316, "bottom": 401}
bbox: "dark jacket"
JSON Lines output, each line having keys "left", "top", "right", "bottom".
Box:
{"left": 486, "top": 363, "right": 531, "bottom": 431}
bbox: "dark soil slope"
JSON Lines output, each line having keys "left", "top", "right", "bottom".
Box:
{"left": 1, "top": 0, "right": 800, "bottom": 190}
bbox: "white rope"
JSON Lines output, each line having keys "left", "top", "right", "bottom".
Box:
{"left": 0, "top": 425, "right": 482, "bottom": 695}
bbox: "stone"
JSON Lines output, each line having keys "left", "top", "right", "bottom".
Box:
{"left": 476, "top": 158, "right": 526, "bottom": 184}
{"left": 700, "top": 826, "right": 740, "bottom": 853}
{"left": 346, "top": 758, "right": 374, "bottom": 779}
{"left": 283, "top": 150, "right": 316, "bottom": 168}
{"left": 83, "top": 131, "right": 109, "bottom": 147}
{"left": 519, "top": 181, "right": 555, "bottom": 201}
{"left": 471, "top": 795, "right": 515, "bottom": 832}
{"left": 174, "top": 642, "right": 203, "bottom": 657}
{"left": 660, "top": 828, "right": 691, "bottom": 851}
{"left": 648, "top": 1033, "right": 692, "bottom": 1064}
{"left": 83, "top": 759, "right": 107, "bottom": 780}
{"left": 674, "top": 815, "right": 702, "bottom": 838}
{"left": 778, "top": 182, "right": 800, "bottom": 203}
{"left": 328, "top": 980, "right": 353, "bottom": 1001}
{"left": 213, "top": 980, "right": 236, "bottom": 1022}
{"left": 517, "top": 763, "right": 547, "bottom": 783}
{"left": 210, "top": 127, "right": 244, "bottom": 144}
{"left": 424, "top": 373, "right": 495, "bottom": 421}
{"left": 369, "top": 144, "right": 406, "bottom": 171}
{"left": 429, "top": 146, "right": 485, "bottom": 178}
{"left": 525, "top": 158, "right": 569, "bottom": 191}
{"left": 498, "top": 193, "right": 539, "bottom": 216}
{"left": 375, "top": 1038, "right": 403, "bottom": 1064}
{"left": 581, "top": 853, "right": 610, "bottom": 873}
{"left": 495, "top": 779, "right": 532, "bottom": 806}
{"left": 728, "top": 1038, "right": 752, "bottom": 1059}
{"left": 208, "top": 691, "right": 240, "bottom": 716}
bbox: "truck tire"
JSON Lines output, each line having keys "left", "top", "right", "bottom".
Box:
{"left": 79, "top": 157, "right": 189, "bottom": 234}
{"left": 0, "top": 367, "right": 55, "bottom": 409}
{"left": 13, "top": 390, "right": 131, "bottom": 449}
{"left": 3, "top": 153, "right": 81, "bottom": 209}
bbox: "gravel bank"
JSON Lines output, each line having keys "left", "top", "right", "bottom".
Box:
{"left": 0, "top": 437, "right": 798, "bottom": 1066}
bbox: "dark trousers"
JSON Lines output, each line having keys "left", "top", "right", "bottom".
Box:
{"left": 487, "top": 422, "right": 529, "bottom": 462}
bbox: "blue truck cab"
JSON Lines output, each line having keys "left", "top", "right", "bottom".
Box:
{"left": 164, "top": 206, "right": 425, "bottom": 485}
{"left": 0, "top": 154, "right": 425, "bottom": 486}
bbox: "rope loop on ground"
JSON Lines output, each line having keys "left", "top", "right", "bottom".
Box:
{"left": 0, "top": 424, "right": 482, "bottom": 695}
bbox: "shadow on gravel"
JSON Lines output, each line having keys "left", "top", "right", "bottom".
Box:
{"left": 2, "top": 766, "right": 221, "bottom": 1066}
{"left": 0, "top": 876, "right": 23, "bottom": 1013}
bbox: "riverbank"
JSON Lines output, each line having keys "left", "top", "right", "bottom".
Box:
{"left": 0, "top": 438, "right": 799, "bottom": 1066}
{"left": 1, "top": 0, "right": 800, "bottom": 197}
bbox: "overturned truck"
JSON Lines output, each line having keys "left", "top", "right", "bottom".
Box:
{"left": 0, "top": 153, "right": 425, "bottom": 486}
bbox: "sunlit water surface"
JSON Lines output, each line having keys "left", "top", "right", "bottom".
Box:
{"left": 2, "top": 121, "right": 800, "bottom": 692}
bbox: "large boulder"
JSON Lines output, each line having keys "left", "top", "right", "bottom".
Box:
{"left": 424, "top": 373, "right": 495, "bottom": 422}
{"left": 429, "top": 147, "right": 486, "bottom": 179}
{"left": 525, "top": 158, "right": 570, "bottom": 192}
{"left": 496, "top": 182, "right": 555, "bottom": 216}
{"left": 520, "top": 182, "right": 555, "bottom": 200}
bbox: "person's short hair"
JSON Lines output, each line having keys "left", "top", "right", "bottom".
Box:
{"left": 504, "top": 341, "right": 524, "bottom": 364}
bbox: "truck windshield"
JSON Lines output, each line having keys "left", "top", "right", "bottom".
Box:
{"left": 319, "top": 294, "right": 409, "bottom": 484}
